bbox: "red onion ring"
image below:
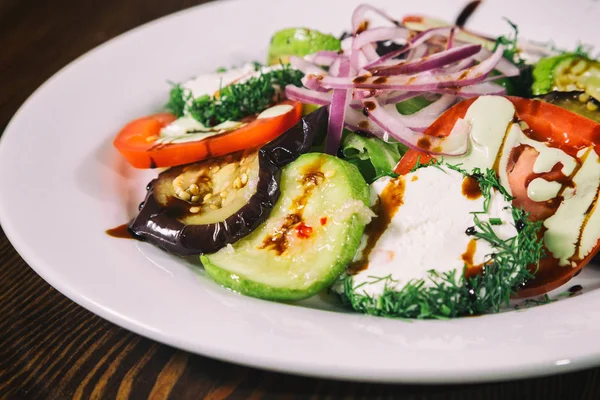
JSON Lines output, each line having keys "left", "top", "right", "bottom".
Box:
{"left": 326, "top": 58, "right": 352, "bottom": 154}
{"left": 370, "top": 44, "right": 481, "bottom": 76}
{"left": 363, "top": 97, "right": 469, "bottom": 155}
{"left": 289, "top": 56, "right": 327, "bottom": 76}
{"left": 319, "top": 45, "right": 504, "bottom": 91}
{"left": 285, "top": 85, "right": 332, "bottom": 105}
{"left": 351, "top": 4, "right": 401, "bottom": 33}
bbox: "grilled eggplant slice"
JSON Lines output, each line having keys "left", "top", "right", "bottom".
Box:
{"left": 129, "top": 107, "right": 329, "bottom": 256}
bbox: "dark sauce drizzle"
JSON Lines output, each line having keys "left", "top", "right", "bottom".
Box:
{"left": 568, "top": 284, "right": 583, "bottom": 295}
{"left": 347, "top": 177, "right": 406, "bottom": 275}
{"left": 260, "top": 159, "right": 325, "bottom": 255}
{"left": 455, "top": 0, "right": 482, "bottom": 28}
{"left": 106, "top": 223, "right": 136, "bottom": 239}
{"left": 462, "top": 176, "right": 483, "bottom": 200}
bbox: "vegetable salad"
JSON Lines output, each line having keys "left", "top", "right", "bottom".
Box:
{"left": 112, "top": 3, "right": 600, "bottom": 319}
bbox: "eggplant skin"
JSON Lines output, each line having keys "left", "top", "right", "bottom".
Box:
{"left": 129, "top": 107, "right": 329, "bottom": 256}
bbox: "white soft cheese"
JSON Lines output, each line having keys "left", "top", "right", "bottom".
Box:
{"left": 349, "top": 166, "right": 517, "bottom": 298}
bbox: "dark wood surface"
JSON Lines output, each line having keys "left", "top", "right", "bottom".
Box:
{"left": 2, "top": 1, "right": 600, "bottom": 399}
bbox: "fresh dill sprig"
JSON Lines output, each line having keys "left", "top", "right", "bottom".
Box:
{"left": 494, "top": 18, "right": 525, "bottom": 67}
{"left": 515, "top": 294, "right": 556, "bottom": 310}
{"left": 166, "top": 64, "right": 304, "bottom": 126}
{"left": 341, "top": 164, "right": 544, "bottom": 319}
{"left": 410, "top": 156, "right": 444, "bottom": 173}
{"left": 471, "top": 167, "right": 513, "bottom": 213}
{"left": 166, "top": 82, "right": 193, "bottom": 117}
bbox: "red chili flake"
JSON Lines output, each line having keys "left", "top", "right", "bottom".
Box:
{"left": 295, "top": 222, "right": 313, "bottom": 239}
{"left": 320, "top": 217, "right": 328, "bottom": 226}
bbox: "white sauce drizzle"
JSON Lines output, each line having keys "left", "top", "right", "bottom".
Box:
{"left": 497, "top": 124, "right": 577, "bottom": 197}
{"left": 445, "top": 96, "right": 515, "bottom": 173}
{"left": 257, "top": 104, "right": 294, "bottom": 119}
{"left": 448, "top": 96, "right": 600, "bottom": 266}
{"left": 580, "top": 179, "right": 600, "bottom": 259}
{"left": 544, "top": 147, "right": 600, "bottom": 265}
{"left": 157, "top": 118, "right": 244, "bottom": 144}
{"left": 527, "top": 178, "right": 562, "bottom": 202}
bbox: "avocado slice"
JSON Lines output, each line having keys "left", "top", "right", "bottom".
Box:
{"left": 267, "top": 27, "right": 341, "bottom": 66}
{"left": 202, "top": 153, "right": 372, "bottom": 301}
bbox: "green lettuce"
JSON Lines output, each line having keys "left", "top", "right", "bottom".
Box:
{"left": 341, "top": 131, "right": 407, "bottom": 184}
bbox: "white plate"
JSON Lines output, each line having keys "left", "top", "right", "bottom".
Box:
{"left": 1, "top": 0, "right": 600, "bottom": 384}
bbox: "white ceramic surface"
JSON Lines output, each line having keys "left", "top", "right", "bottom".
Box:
{"left": 1, "top": 0, "right": 600, "bottom": 384}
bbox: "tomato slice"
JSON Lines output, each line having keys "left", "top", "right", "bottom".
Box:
{"left": 394, "top": 97, "right": 600, "bottom": 297}
{"left": 114, "top": 100, "right": 303, "bottom": 168}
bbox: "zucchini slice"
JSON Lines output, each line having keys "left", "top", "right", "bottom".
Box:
{"left": 202, "top": 153, "right": 372, "bottom": 301}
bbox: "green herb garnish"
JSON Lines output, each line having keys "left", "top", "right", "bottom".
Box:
{"left": 166, "top": 82, "right": 193, "bottom": 117}
{"left": 341, "top": 164, "right": 544, "bottom": 319}
{"left": 494, "top": 18, "right": 525, "bottom": 66}
{"left": 166, "top": 64, "right": 304, "bottom": 126}
{"left": 410, "top": 156, "right": 443, "bottom": 173}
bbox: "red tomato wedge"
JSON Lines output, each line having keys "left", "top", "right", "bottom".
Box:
{"left": 114, "top": 100, "right": 303, "bottom": 169}
{"left": 394, "top": 97, "right": 600, "bottom": 297}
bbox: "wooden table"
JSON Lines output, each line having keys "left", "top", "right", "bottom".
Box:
{"left": 2, "top": 1, "right": 600, "bottom": 398}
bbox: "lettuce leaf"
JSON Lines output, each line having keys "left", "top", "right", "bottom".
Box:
{"left": 341, "top": 131, "right": 407, "bottom": 183}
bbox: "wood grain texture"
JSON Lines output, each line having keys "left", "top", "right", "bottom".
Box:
{"left": 2, "top": 0, "right": 600, "bottom": 399}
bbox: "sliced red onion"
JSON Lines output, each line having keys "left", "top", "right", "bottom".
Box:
{"left": 351, "top": 27, "right": 408, "bottom": 70}
{"left": 405, "top": 44, "right": 428, "bottom": 61}
{"left": 363, "top": 28, "right": 453, "bottom": 69}
{"left": 289, "top": 56, "right": 326, "bottom": 76}
{"left": 285, "top": 85, "right": 332, "bottom": 105}
{"left": 440, "top": 58, "right": 477, "bottom": 73}
{"left": 319, "top": 45, "right": 505, "bottom": 91}
{"left": 384, "top": 91, "right": 421, "bottom": 105}
{"left": 363, "top": 97, "right": 469, "bottom": 155}
{"left": 351, "top": 4, "right": 401, "bottom": 33}
{"left": 310, "top": 51, "right": 341, "bottom": 66}
{"left": 379, "top": 94, "right": 455, "bottom": 132}
{"left": 362, "top": 44, "right": 381, "bottom": 62}
{"left": 352, "top": 49, "right": 371, "bottom": 70}
{"left": 326, "top": 58, "right": 352, "bottom": 154}
{"left": 473, "top": 48, "right": 520, "bottom": 77}
{"left": 353, "top": 27, "right": 409, "bottom": 50}
{"left": 329, "top": 58, "right": 341, "bottom": 77}
{"left": 349, "top": 101, "right": 366, "bottom": 110}
{"left": 302, "top": 74, "right": 330, "bottom": 93}
{"left": 371, "top": 44, "right": 481, "bottom": 76}
{"left": 344, "top": 108, "right": 386, "bottom": 137}
{"left": 352, "top": 89, "right": 381, "bottom": 100}
{"left": 434, "top": 82, "right": 507, "bottom": 97}
{"left": 363, "top": 47, "right": 409, "bottom": 69}
{"left": 409, "top": 27, "right": 454, "bottom": 47}
{"left": 447, "top": 27, "right": 456, "bottom": 49}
